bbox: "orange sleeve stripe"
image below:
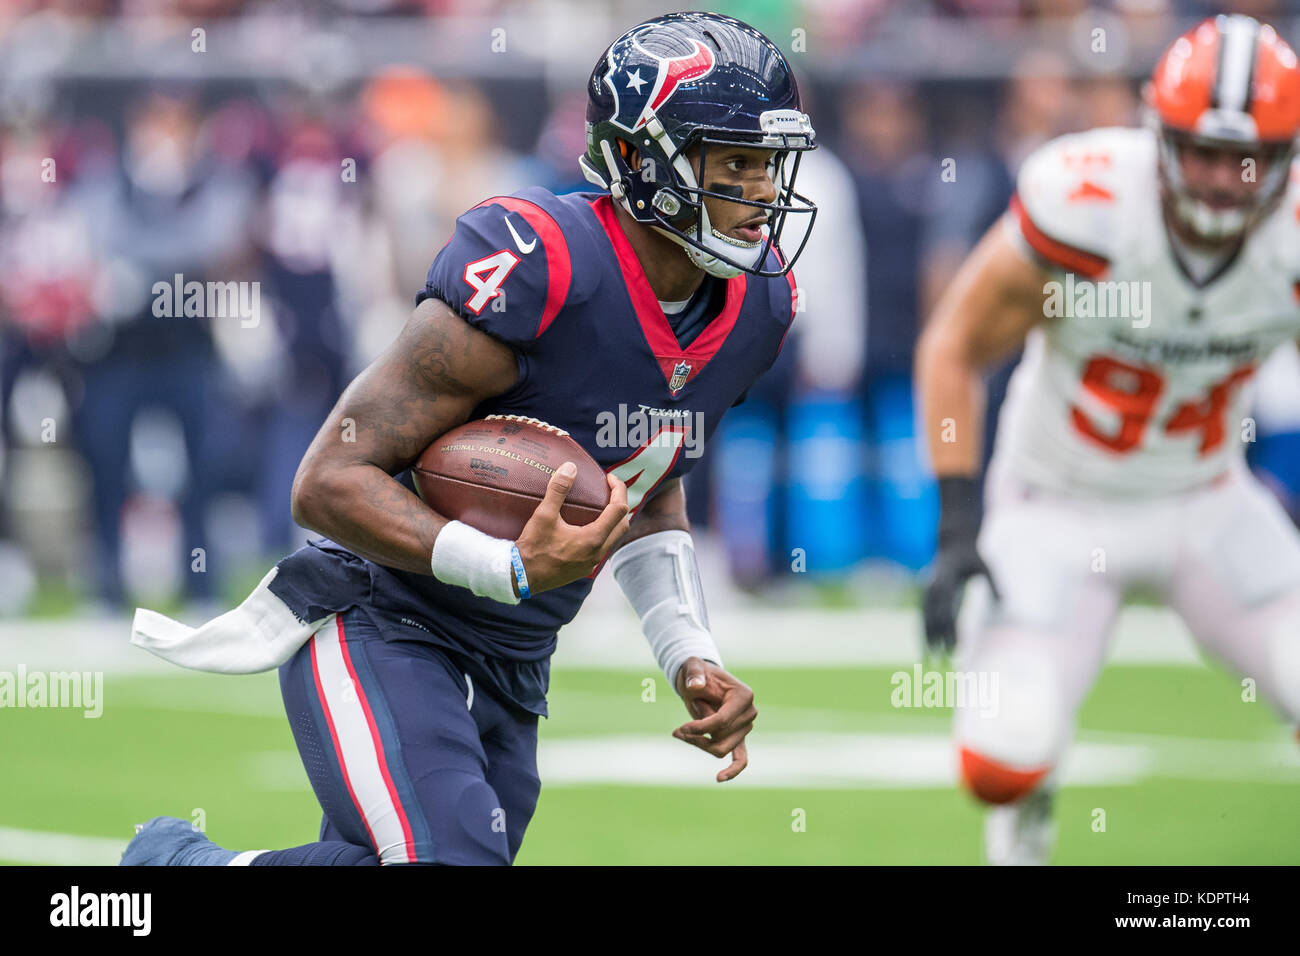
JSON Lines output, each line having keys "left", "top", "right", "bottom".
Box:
{"left": 1009, "top": 193, "right": 1109, "bottom": 278}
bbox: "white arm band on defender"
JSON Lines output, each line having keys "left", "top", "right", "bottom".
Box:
{"left": 608, "top": 529, "right": 721, "bottom": 693}
{"left": 430, "top": 520, "right": 520, "bottom": 605}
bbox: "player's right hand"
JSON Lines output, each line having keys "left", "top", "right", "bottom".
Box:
{"left": 515, "top": 464, "right": 630, "bottom": 595}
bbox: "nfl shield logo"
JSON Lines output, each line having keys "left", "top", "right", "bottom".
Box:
{"left": 669, "top": 360, "right": 692, "bottom": 394}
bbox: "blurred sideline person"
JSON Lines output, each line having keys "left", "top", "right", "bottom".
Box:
{"left": 919, "top": 73, "right": 1019, "bottom": 481}
{"left": 698, "top": 122, "right": 865, "bottom": 587}
{"left": 252, "top": 112, "right": 355, "bottom": 555}
{"left": 74, "top": 90, "right": 256, "bottom": 607}
{"left": 363, "top": 69, "right": 532, "bottom": 306}
{"left": 917, "top": 16, "right": 1300, "bottom": 864}
{"left": 843, "top": 82, "right": 935, "bottom": 570}
{"left": 0, "top": 111, "right": 110, "bottom": 608}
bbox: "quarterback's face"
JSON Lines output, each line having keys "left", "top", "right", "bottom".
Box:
{"left": 691, "top": 144, "right": 781, "bottom": 243}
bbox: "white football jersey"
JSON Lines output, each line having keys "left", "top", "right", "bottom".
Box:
{"left": 993, "top": 125, "right": 1300, "bottom": 497}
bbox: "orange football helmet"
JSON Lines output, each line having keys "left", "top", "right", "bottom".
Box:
{"left": 1145, "top": 15, "right": 1300, "bottom": 240}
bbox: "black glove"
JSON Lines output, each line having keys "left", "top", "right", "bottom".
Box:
{"left": 922, "top": 476, "right": 1000, "bottom": 656}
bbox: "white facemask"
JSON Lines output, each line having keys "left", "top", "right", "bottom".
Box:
{"left": 652, "top": 204, "right": 766, "bottom": 279}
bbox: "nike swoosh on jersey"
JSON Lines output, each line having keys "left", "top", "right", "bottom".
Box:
{"left": 504, "top": 215, "right": 537, "bottom": 254}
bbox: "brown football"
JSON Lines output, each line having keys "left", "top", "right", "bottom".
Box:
{"left": 412, "top": 415, "right": 610, "bottom": 540}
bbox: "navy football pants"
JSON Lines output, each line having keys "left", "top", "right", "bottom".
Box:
{"left": 278, "top": 606, "right": 541, "bottom": 865}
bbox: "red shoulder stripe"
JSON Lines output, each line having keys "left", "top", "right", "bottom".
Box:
{"left": 471, "top": 196, "right": 572, "bottom": 337}
{"left": 1009, "top": 193, "right": 1108, "bottom": 278}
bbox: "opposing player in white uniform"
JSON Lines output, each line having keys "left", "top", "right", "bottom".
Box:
{"left": 917, "top": 15, "right": 1300, "bottom": 864}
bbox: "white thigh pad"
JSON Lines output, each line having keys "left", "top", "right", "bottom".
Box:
{"left": 1194, "top": 477, "right": 1300, "bottom": 608}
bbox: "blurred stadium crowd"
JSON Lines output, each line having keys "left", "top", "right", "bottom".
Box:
{"left": 1, "top": 0, "right": 1299, "bottom": 616}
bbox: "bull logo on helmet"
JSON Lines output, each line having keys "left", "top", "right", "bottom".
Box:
{"left": 603, "top": 30, "right": 716, "bottom": 134}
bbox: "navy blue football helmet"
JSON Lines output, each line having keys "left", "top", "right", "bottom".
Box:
{"left": 580, "top": 11, "right": 817, "bottom": 279}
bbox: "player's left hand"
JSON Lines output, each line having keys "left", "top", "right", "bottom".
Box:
{"left": 672, "top": 657, "right": 756, "bottom": 782}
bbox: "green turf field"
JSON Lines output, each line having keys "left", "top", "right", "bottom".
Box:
{"left": 2, "top": 656, "right": 1297, "bottom": 865}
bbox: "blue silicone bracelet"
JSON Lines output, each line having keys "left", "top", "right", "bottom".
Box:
{"left": 509, "top": 544, "right": 530, "bottom": 600}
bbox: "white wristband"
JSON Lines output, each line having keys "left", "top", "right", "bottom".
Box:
{"left": 608, "top": 529, "right": 721, "bottom": 693}
{"left": 430, "top": 520, "right": 520, "bottom": 605}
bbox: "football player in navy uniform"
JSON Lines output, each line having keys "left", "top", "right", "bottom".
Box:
{"left": 123, "top": 11, "right": 816, "bottom": 865}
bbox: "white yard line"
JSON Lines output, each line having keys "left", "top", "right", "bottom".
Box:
{"left": 553, "top": 605, "right": 1205, "bottom": 668}
{"left": 0, "top": 606, "right": 1207, "bottom": 675}
{"left": 0, "top": 825, "right": 127, "bottom": 866}
{"left": 245, "top": 729, "right": 1300, "bottom": 792}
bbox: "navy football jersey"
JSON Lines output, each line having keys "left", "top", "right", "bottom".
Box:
{"left": 271, "top": 187, "right": 797, "bottom": 715}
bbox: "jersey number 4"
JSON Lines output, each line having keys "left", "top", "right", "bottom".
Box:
{"left": 586, "top": 425, "right": 689, "bottom": 580}
{"left": 606, "top": 424, "right": 690, "bottom": 512}
{"left": 462, "top": 250, "right": 519, "bottom": 314}
{"left": 1071, "top": 355, "right": 1255, "bottom": 455}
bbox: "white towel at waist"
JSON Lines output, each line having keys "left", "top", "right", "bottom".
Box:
{"left": 130, "top": 566, "right": 332, "bottom": 674}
